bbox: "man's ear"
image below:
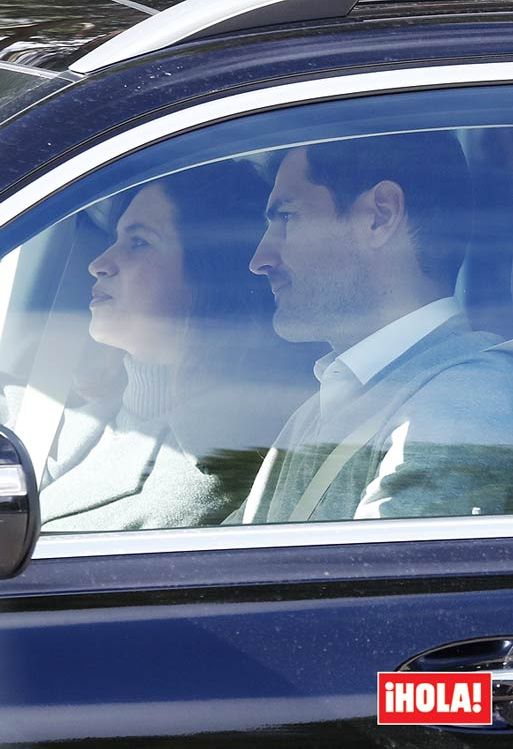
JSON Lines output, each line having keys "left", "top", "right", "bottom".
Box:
{"left": 354, "top": 180, "right": 405, "bottom": 249}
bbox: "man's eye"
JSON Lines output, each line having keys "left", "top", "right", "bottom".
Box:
{"left": 279, "top": 211, "right": 294, "bottom": 223}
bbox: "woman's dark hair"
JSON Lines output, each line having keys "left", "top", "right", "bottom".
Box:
{"left": 75, "top": 159, "right": 270, "bottom": 401}
{"left": 156, "top": 160, "right": 268, "bottom": 320}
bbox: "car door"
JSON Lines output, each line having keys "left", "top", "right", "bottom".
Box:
{"left": 0, "top": 64, "right": 513, "bottom": 749}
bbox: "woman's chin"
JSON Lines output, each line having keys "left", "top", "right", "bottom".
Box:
{"left": 89, "top": 320, "right": 121, "bottom": 350}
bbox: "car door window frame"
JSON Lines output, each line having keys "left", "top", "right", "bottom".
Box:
{"left": 2, "top": 62, "right": 513, "bottom": 558}
{"left": 3, "top": 60, "right": 513, "bottom": 227}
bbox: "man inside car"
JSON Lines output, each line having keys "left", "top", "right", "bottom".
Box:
{"left": 230, "top": 133, "right": 513, "bottom": 524}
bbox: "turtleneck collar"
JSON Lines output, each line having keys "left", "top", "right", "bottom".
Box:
{"left": 121, "top": 355, "right": 174, "bottom": 421}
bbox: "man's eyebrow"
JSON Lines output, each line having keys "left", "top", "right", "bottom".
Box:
{"left": 265, "top": 198, "right": 295, "bottom": 222}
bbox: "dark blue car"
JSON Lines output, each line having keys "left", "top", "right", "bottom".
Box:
{"left": 1, "top": 1, "right": 513, "bottom": 746}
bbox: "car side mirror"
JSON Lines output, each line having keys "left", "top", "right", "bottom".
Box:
{"left": 0, "top": 425, "right": 39, "bottom": 578}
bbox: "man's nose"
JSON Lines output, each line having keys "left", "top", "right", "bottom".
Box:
{"left": 88, "top": 244, "right": 119, "bottom": 278}
{"left": 249, "top": 227, "right": 280, "bottom": 276}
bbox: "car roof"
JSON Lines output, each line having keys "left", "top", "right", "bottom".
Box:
{"left": 2, "top": 0, "right": 513, "bottom": 200}
{"left": 69, "top": 0, "right": 513, "bottom": 74}
{"left": 69, "top": 0, "right": 359, "bottom": 73}
{"left": 0, "top": 0, "right": 510, "bottom": 73}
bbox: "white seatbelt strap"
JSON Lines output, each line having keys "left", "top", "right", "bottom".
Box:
{"left": 290, "top": 409, "right": 388, "bottom": 522}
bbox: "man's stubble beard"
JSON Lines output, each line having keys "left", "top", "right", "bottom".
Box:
{"left": 272, "top": 266, "right": 369, "bottom": 347}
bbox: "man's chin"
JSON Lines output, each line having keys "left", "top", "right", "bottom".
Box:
{"left": 272, "top": 310, "right": 317, "bottom": 343}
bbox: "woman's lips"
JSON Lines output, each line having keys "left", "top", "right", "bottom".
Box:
{"left": 90, "top": 291, "right": 113, "bottom": 307}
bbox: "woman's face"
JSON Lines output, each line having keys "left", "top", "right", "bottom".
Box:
{"left": 88, "top": 183, "right": 190, "bottom": 361}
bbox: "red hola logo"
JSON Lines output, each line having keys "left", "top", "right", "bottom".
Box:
{"left": 377, "top": 672, "right": 492, "bottom": 725}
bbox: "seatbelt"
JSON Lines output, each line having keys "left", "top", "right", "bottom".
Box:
{"left": 289, "top": 407, "right": 392, "bottom": 522}
{"left": 290, "top": 340, "right": 513, "bottom": 522}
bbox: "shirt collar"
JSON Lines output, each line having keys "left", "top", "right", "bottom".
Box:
{"left": 314, "top": 296, "right": 461, "bottom": 386}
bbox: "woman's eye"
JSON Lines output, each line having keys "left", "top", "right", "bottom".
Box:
{"left": 131, "top": 236, "right": 150, "bottom": 250}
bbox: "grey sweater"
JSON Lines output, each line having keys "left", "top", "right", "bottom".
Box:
{"left": 227, "top": 318, "right": 513, "bottom": 525}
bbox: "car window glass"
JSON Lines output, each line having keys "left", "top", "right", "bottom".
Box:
{"left": 0, "top": 67, "right": 70, "bottom": 124}
{"left": 1, "top": 85, "right": 513, "bottom": 532}
{"left": 0, "top": 67, "right": 46, "bottom": 100}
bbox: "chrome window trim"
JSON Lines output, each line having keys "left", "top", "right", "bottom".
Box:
{"left": 33, "top": 516, "right": 513, "bottom": 559}
{"left": 0, "top": 61, "right": 60, "bottom": 80}
{"left": 108, "top": 0, "right": 159, "bottom": 15}
{"left": 2, "top": 61, "right": 513, "bottom": 228}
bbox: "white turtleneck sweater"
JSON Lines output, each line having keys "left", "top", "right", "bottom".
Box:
{"left": 44, "top": 355, "right": 174, "bottom": 483}
{"left": 117, "top": 355, "right": 175, "bottom": 429}
{"left": 40, "top": 356, "right": 237, "bottom": 532}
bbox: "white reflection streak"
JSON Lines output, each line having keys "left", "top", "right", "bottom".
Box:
{"left": 243, "top": 447, "right": 278, "bottom": 523}
{"left": 354, "top": 420, "right": 410, "bottom": 519}
{"left": 14, "top": 311, "right": 89, "bottom": 484}
{"left": 0, "top": 695, "right": 374, "bottom": 742}
{"left": 0, "top": 247, "right": 20, "bottom": 339}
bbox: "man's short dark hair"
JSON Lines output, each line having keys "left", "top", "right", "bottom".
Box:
{"left": 304, "top": 131, "right": 473, "bottom": 289}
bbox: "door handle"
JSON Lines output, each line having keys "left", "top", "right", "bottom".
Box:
{"left": 491, "top": 670, "right": 513, "bottom": 682}
{"left": 400, "top": 637, "right": 513, "bottom": 674}
{"left": 399, "top": 637, "right": 513, "bottom": 729}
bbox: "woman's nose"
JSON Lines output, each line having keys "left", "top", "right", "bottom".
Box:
{"left": 88, "top": 244, "right": 118, "bottom": 278}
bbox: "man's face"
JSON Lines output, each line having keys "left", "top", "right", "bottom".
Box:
{"left": 250, "top": 147, "right": 369, "bottom": 347}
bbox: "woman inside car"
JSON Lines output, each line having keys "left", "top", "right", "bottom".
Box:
{"left": 38, "top": 160, "right": 269, "bottom": 531}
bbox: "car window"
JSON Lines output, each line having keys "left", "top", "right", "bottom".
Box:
{"left": 2, "top": 85, "right": 513, "bottom": 533}
{"left": 0, "top": 67, "right": 46, "bottom": 100}
{"left": 0, "top": 66, "right": 71, "bottom": 124}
